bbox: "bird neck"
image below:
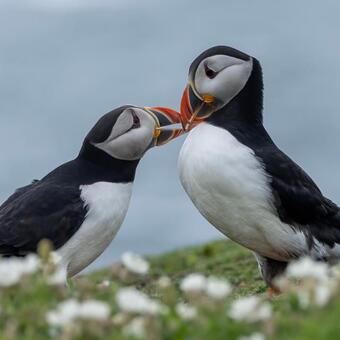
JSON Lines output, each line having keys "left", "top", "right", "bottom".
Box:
{"left": 207, "top": 58, "right": 264, "bottom": 128}
{"left": 77, "top": 141, "right": 139, "bottom": 184}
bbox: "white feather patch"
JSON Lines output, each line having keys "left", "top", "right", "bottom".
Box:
{"left": 178, "top": 123, "right": 326, "bottom": 261}
{"left": 57, "top": 181, "right": 132, "bottom": 276}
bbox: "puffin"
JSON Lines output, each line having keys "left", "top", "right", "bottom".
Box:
{"left": 178, "top": 45, "right": 340, "bottom": 288}
{"left": 0, "top": 105, "right": 183, "bottom": 277}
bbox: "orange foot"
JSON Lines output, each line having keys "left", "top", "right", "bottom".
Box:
{"left": 267, "top": 285, "right": 281, "bottom": 298}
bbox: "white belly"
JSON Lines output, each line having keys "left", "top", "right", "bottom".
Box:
{"left": 178, "top": 123, "right": 313, "bottom": 261}
{"left": 57, "top": 182, "right": 133, "bottom": 277}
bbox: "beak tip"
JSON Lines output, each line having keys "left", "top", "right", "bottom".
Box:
{"left": 146, "top": 106, "right": 185, "bottom": 145}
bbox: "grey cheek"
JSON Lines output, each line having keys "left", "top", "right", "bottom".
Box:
{"left": 115, "top": 143, "right": 144, "bottom": 159}
{"left": 206, "top": 61, "right": 253, "bottom": 104}
{"left": 109, "top": 111, "right": 133, "bottom": 140}
{"left": 103, "top": 128, "right": 154, "bottom": 160}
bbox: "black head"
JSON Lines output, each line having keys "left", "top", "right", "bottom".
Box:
{"left": 180, "top": 45, "right": 263, "bottom": 130}
{"left": 79, "top": 105, "right": 183, "bottom": 165}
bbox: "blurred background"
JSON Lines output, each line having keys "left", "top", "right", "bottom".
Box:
{"left": 0, "top": 0, "right": 339, "bottom": 271}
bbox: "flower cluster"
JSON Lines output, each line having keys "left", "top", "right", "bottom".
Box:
{"left": 229, "top": 296, "right": 272, "bottom": 323}
{"left": 46, "top": 299, "right": 111, "bottom": 327}
{"left": 175, "top": 302, "right": 197, "bottom": 320}
{"left": 3, "top": 244, "right": 340, "bottom": 339}
{"left": 0, "top": 254, "right": 40, "bottom": 287}
{"left": 180, "top": 273, "right": 232, "bottom": 299}
{"left": 111, "top": 252, "right": 150, "bottom": 284}
{"left": 116, "top": 287, "right": 165, "bottom": 315}
{"left": 123, "top": 316, "right": 147, "bottom": 338}
{"left": 121, "top": 252, "right": 150, "bottom": 275}
{"left": 276, "top": 256, "right": 339, "bottom": 309}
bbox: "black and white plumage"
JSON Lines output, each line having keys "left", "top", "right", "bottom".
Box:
{"left": 0, "top": 105, "right": 182, "bottom": 277}
{"left": 178, "top": 46, "right": 340, "bottom": 287}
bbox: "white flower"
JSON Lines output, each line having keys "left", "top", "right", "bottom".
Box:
{"left": 295, "top": 282, "right": 333, "bottom": 309}
{"left": 296, "top": 290, "right": 310, "bottom": 309}
{"left": 47, "top": 266, "right": 67, "bottom": 286}
{"left": 286, "top": 257, "right": 329, "bottom": 282}
{"left": 205, "top": 276, "right": 232, "bottom": 299}
{"left": 238, "top": 332, "right": 266, "bottom": 340}
{"left": 97, "top": 279, "right": 110, "bottom": 288}
{"left": 116, "top": 287, "right": 164, "bottom": 315}
{"left": 21, "top": 254, "right": 40, "bottom": 274}
{"left": 46, "top": 299, "right": 80, "bottom": 326}
{"left": 157, "top": 276, "right": 171, "bottom": 288}
{"left": 0, "top": 255, "right": 40, "bottom": 287}
{"left": 49, "top": 252, "right": 63, "bottom": 265}
{"left": 180, "top": 273, "right": 206, "bottom": 293}
{"left": 79, "top": 300, "right": 110, "bottom": 320}
{"left": 314, "top": 283, "right": 332, "bottom": 307}
{"left": 180, "top": 273, "right": 232, "bottom": 300}
{"left": 121, "top": 252, "right": 150, "bottom": 275}
{"left": 176, "top": 303, "right": 197, "bottom": 320}
{"left": 229, "top": 296, "right": 272, "bottom": 323}
{"left": 123, "top": 317, "right": 146, "bottom": 339}
{"left": 0, "top": 263, "right": 22, "bottom": 287}
{"left": 46, "top": 299, "right": 110, "bottom": 327}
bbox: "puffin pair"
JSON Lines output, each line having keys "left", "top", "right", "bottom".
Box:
{"left": 2, "top": 46, "right": 339, "bottom": 287}
{"left": 179, "top": 46, "right": 340, "bottom": 287}
{"left": 0, "top": 106, "right": 182, "bottom": 277}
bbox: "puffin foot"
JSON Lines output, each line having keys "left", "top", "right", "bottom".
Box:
{"left": 267, "top": 285, "right": 281, "bottom": 298}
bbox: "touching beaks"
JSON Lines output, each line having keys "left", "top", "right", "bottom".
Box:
{"left": 180, "top": 84, "right": 218, "bottom": 131}
{"left": 144, "top": 106, "right": 184, "bottom": 146}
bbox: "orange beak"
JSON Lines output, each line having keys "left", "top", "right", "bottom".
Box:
{"left": 180, "top": 84, "right": 217, "bottom": 131}
{"left": 180, "top": 86, "right": 205, "bottom": 131}
{"left": 144, "top": 106, "right": 184, "bottom": 146}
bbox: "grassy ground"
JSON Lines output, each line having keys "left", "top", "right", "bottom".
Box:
{"left": 89, "top": 239, "right": 265, "bottom": 296}
{"left": 87, "top": 240, "right": 340, "bottom": 339}
{"left": 1, "top": 239, "right": 340, "bottom": 339}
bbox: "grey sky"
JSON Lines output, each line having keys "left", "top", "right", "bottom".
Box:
{"left": 1, "top": 0, "right": 340, "bottom": 271}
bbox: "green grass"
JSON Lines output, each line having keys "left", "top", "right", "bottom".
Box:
{"left": 1, "top": 239, "right": 340, "bottom": 339}
{"left": 86, "top": 240, "right": 340, "bottom": 339}
{"left": 89, "top": 239, "right": 265, "bottom": 296}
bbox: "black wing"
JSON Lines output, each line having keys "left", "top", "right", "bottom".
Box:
{"left": 0, "top": 182, "right": 87, "bottom": 256}
{"left": 257, "top": 146, "right": 340, "bottom": 247}
{"left": 0, "top": 180, "right": 40, "bottom": 210}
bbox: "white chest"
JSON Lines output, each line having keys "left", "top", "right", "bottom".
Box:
{"left": 178, "top": 123, "right": 309, "bottom": 260}
{"left": 58, "top": 181, "right": 133, "bottom": 276}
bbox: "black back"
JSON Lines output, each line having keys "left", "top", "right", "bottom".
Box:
{"left": 0, "top": 179, "right": 86, "bottom": 255}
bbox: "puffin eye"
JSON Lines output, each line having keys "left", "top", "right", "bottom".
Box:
{"left": 204, "top": 63, "right": 217, "bottom": 79}
{"left": 131, "top": 111, "right": 140, "bottom": 128}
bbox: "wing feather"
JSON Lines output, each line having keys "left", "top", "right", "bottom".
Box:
{"left": 0, "top": 182, "right": 87, "bottom": 255}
